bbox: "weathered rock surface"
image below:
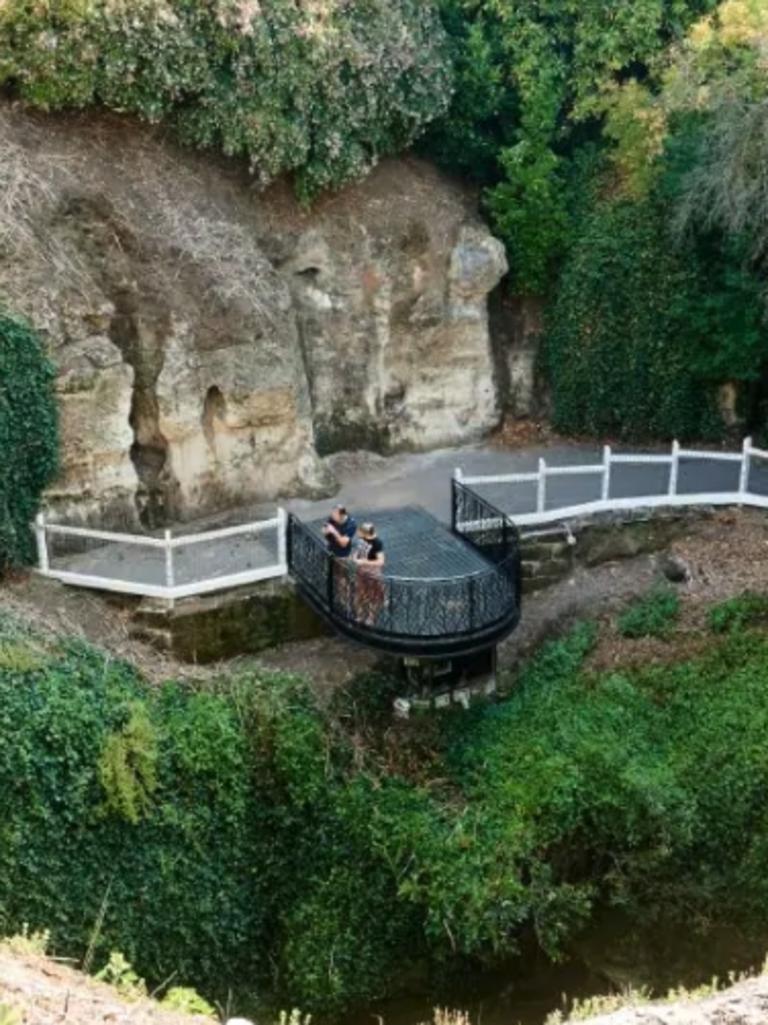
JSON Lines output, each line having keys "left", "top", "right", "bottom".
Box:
{"left": 0, "top": 104, "right": 507, "bottom": 527}
{"left": 573, "top": 974, "right": 768, "bottom": 1025}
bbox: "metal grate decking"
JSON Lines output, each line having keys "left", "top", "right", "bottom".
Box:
{"left": 307, "top": 506, "right": 489, "bottom": 580}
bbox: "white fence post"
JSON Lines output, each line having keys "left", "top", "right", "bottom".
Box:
{"left": 277, "top": 507, "right": 288, "bottom": 569}
{"left": 537, "top": 458, "right": 547, "bottom": 513}
{"left": 668, "top": 439, "right": 680, "bottom": 497}
{"left": 601, "top": 446, "right": 611, "bottom": 502}
{"left": 454, "top": 467, "right": 463, "bottom": 483}
{"left": 739, "top": 436, "right": 752, "bottom": 501}
{"left": 164, "top": 529, "right": 175, "bottom": 590}
{"left": 35, "top": 511, "right": 50, "bottom": 575}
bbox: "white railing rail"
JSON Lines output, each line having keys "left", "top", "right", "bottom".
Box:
{"left": 456, "top": 437, "right": 768, "bottom": 527}
{"left": 34, "top": 508, "right": 288, "bottom": 600}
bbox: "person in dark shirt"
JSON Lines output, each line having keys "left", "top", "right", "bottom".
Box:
{"left": 353, "top": 522, "right": 385, "bottom": 568}
{"left": 322, "top": 505, "right": 357, "bottom": 558}
{"left": 353, "top": 522, "right": 385, "bottom": 625}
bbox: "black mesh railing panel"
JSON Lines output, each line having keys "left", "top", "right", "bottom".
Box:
{"left": 452, "top": 479, "right": 521, "bottom": 568}
{"left": 288, "top": 515, "right": 328, "bottom": 604}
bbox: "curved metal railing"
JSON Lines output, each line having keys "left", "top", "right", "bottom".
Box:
{"left": 287, "top": 488, "right": 521, "bottom": 657}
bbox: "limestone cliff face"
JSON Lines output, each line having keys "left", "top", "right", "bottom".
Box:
{"left": 0, "top": 105, "right": 507, "bottom": 527}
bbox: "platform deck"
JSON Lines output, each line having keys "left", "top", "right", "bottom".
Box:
{"left": 308, "top": 505, "right": 488, "bottom": 580}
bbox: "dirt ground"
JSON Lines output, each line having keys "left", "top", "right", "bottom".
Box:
{"left": 1, "top": 509, "right": 767, "bottom": 688}
{"left": 0, "top": 947, "right": 211, "bottom": 1025}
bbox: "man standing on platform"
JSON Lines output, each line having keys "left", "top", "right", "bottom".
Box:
{"left": 323, "top": 505, "right": 357, "bottom": 616}
{"left": 322, "top": 505, "right": 357, "bottom": 558}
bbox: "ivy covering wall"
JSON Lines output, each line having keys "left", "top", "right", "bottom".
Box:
{"left": 0, "top": 313, "right": 59, "bottom": 571}
{"left": 543, "top": 189, "right": 764, "bottom": 440}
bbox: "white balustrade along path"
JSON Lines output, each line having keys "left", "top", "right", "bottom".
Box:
{"left": 35, "top": 509, "right": 288, "bottom": 600}
{"left": 33, "top": 438, "right": 768, "bottom": 600}
{"left": 456, "top": 437, "right": 768, "bottom": 525}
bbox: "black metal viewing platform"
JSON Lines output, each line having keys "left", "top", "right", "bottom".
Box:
{"left": 287, "top": 481, "right": 522, "bottom": 659}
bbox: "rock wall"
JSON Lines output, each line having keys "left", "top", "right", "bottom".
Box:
{"left": 0, "top": 105, "right": 507, "bottom": 527}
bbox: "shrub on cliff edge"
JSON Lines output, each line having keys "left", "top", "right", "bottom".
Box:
{"left": 0, "top": 312, "right": 59, "bottom": 571}
{"left": 0, "top": 0, "right": 452, "bottom": 200}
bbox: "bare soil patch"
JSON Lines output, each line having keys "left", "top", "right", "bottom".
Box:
{"left": 501, "top": 509, "right": 768, "bottom": 675}
{"left": 583, "top": 509, "right": 768, "bottom": 674}
{"left": 0, "top": 949, "right": 209, "bottom": 1025}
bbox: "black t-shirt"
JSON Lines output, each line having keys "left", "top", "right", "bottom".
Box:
{"left": 356, "top": 536, "right": 383, "bottom": 562}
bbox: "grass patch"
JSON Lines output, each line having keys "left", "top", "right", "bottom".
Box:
{"left": 617, "top": 585, "right": 680, "bottom": 638}
{"left": 709, "top": 593, "right": 768, "bottom": 634}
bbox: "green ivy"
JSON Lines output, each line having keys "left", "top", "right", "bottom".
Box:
{"left": 0, "top": 313, "right": 59, "bottom": 571}
{"left": 6, "top": 611, "right": 768, "bottom": 1013}
{"left": 542, "top": 183, "right": 764, "bottom": 440}
{"left": 617, "top": 586, "right": 681, "bottom": 638}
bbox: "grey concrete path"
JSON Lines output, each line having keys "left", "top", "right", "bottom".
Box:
{"left": 287, "top": 443, "right": 596, "bottom": 522}
{"left": 286, "top": 441, "right": 768, "bottom": 522}
{"left": 47, "top": 440, "right": 768, "bottom": 591}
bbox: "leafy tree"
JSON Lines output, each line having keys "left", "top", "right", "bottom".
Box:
{"left": 665, "top": 1, "right": 768, "bottom": 263}
{"left": 0, "top": 313, "right": 59, "bottom": 571}
{"left": 424, "top": 0, "right": 715, "bottom": 292}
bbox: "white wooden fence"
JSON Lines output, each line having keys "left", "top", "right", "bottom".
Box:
{"left": 32, "top": 438, "right": 768, "bottom": 601}
{"left": 34, "top": 508, "right": 288, "bottom": 600}
{"left": 456, "top": 437, "right": 768, "bottom": 527}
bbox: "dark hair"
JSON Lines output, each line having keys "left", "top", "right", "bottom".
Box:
{"left": 334, "top": 505, "right": 347, "bottom": 516}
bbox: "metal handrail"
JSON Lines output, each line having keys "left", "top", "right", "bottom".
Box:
{"left": 287, "top": 510, "right": 521, "bottom": 649}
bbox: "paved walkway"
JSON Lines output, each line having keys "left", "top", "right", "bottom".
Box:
{"left": 47, "top": 441, "right": 768, "bottom": 592}
{"left": 287, "top": 441, "right": 768, "bottom": 521}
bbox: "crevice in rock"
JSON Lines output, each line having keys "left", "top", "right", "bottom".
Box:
{"left": 488, "top": 281, "right": 512, "bottom": 414}
{"left": 488, "top": 290, "right": 546, "bottom": 419}
{"left": 202, "top": 385, "right": 227, "bottom": 451}
{"left": 108, "top": 285, "right": 174, "bottom": 528}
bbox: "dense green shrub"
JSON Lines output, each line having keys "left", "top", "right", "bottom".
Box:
{"left": 0, "top": 622, "right": 414, "bottom": 1012}
{"left": 618, "top": 586, "right": 681, "bottom": 638}
{"left": 0, "top": 313, "right": 59, "bottom": 571}
{"left": 709, "top": 592, "right": 768, "bottom": 634}
{"left": 6, "top": 612, "right": 768, "bottom": 1012}
{"left": 0, "top": 0, "right": 451, "bottom": 199}
{"left": 542, "top": 187, "right": 763, "bottom": 439}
